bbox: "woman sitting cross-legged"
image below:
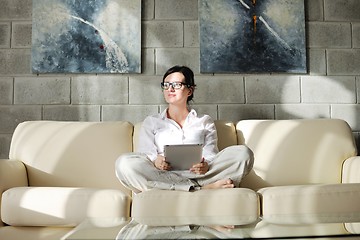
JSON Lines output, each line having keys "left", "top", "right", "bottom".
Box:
{"left": 115, "top": 65, "right": 254, "bottom": 193}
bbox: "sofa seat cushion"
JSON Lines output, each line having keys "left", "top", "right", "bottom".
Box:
{"left": 131, "top": 188, "right": 259, "bottom": 226}
{"left": 1, "top": 187, "right": 131, "bottom": 227}
{"left": 259, "top": 183, "right": 360, "bottom": 224}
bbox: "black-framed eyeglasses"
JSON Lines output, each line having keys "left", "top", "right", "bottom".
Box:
{"left": 161, "top": 82, "right": 190, "bottom": 90}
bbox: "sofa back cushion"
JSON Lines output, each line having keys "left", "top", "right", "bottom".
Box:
{"left": 133, "top": 122, "right": 142, "bottom": 152}
{"left": 132, "top": 120, "right": 238, "bottom": 152}
{"left": 9, "top": 121, "right": 133, "bottom": 194}
{"left": 214, "top": 120, "right": 238, "bottom": 150}
{"left": 236, "top": 119, "right": 357, "bottom": 190}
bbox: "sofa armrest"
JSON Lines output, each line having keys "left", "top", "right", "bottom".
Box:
{"left": 0, "top": 159, "right": 28, "bottom": 190}
{"left": 0, "top": 159, "right": 28, "bottom": 226}
{"left": 342, "top": 156, "right": 360, "bottom": 183}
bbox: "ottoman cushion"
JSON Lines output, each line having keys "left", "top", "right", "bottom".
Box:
{"left": 131, "top": 188, "right": 259, "bottom": 226}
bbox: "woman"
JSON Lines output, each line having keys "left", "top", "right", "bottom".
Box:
{"left": 115, "top": 65, "right": 253, "bottom": 193}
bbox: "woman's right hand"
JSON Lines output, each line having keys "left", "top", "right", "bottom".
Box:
{"left": 154, "top": 155, "right": 171, "bottom": 171}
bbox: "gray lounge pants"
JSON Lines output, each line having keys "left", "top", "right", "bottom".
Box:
{"left": 115, "top": 145, "right": 254, "bottom": 193}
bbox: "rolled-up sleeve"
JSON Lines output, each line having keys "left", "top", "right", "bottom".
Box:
{"left": 202, "top": 116, "right": 218, "bottom": 162}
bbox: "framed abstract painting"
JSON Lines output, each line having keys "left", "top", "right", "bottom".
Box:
{"left": 199, "top": 0, "right": 307, "bottom": 73}
{"left": 32, "top": 0, "right": 141, "bottom": 73}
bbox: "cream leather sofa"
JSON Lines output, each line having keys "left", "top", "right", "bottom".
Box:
{"left": 0, "top": 119, "right": 359, "bottom": 240}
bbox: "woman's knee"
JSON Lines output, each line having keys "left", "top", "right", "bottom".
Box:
{"left": 226, "top": 145, "right": 253, "bottom": 159}
{"left": 225, "top": 145, "right": 254, "bottom": 170}
{"left": 115, "top": 153, "right": 146, "bottom": 178}
{"left": 238, "top": 145, "right": 254, "bottom": 174}
{"left": 242, "top": 145, "right": 254, "bottom": 162}
{"left": 239, "top": 145, "right": 254, "bottom": 166}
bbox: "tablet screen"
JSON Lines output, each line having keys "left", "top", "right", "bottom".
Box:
{"left": 164, "top": 144, "right": 203, "bottom": 170}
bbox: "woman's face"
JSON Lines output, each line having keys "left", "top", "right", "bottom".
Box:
{"left": 163, "top": 72, "right": 191, "bottom": 106}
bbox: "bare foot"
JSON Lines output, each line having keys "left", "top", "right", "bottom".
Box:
{"left": 202, "top": 178, "right": 234, "bottom": 189}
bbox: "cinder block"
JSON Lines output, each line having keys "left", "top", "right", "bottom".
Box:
{"left": 143, "top": 21, "right": 183, "bottom": 48}
{"left": 245, "top": 76, "right": 300, "bottom": 104}
{"left": 155, "top": 48, "right": 200, "bottom": 74}
{"left": 0, "top": 0, "right": 32, "bottom": 20}
{"left": 14, "top": 77, "right": 70, "bottom": 104}
{"left": 191, "top": 104, "right": 218, "bottom": 120}
{"left": 142, "top": 48, "right": 155, "bottom": 75}
{"left": 43, "top": 105, "right": 101, "bottom": 122}
{"left": 0, "top": 77, "right": 13, "bottom": 104}
{"left": 325, "top": 0, "right": 360, "bottom": 21}
{"left": 331, "top": 104, "right": 360, "bottom": 131}
{"left": 353, "top": 23, "right": 360, "bottom": 48}
{"left": 302, "top": 76, "right": 356, "bottom": 103}
{"left": 328, "top": 49, "right": 360, "bottom": 75}
{"left": 142, "top": 0, "right": 154, "bottom": 20}
{"left": 155, "top": 0, "right": 198, "bottom": 20}
{"left": 218, "top": 104, "right": 275, "bottom": 122}
{"left": 307, "top": 22, "right": 351, "bottom": 48}
{"left": 308, "top": 49, "right": 326, "bottom": 75}
{"left": 102, "top": 105, "right": 159, "bottom": 124}
{"left": 72, "top": 75, "right": 128, "bottom": 104}
{"left": 195, "top": 76, "right": 245, "bottom": 104}
{"left": 0, "top": 134, "right": 12, "bottom": 159}
{"left": 129, "top": 76, "right": 166, "bottom": 104}
{"left": 306, "top": 0, "right": 323, "bottom": 21}
{"left": 0, "top": 106, "right": 42, "bottom": 133}
{"left": 0, "top": 22, "right": 11, "bottom": 48}
{"left": 275, "top": 104, "right": 330, "bottom": 120}
{"left": 184, "top": 21, "right": 199, "bottom": 47}
{"left": 11, "top": 21, "right": 32, "bottom": 48}
{"left": 0, "top": 49, "right": 31, "bottom": 75}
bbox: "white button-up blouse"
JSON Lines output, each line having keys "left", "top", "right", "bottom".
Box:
{"left": 137, "top": 108, "right": 219, "bottom": 162}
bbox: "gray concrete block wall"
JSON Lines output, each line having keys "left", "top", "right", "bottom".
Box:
{"left": 0, "top": 0, "right": 32, "bottom": 20}
{"left": 307, "top": 22, "right": 351, "bottom": 48}
{"left": 11, "top": 22, "right": 32, "bottom": 48}
{"left": 328, "top": 50, "right": 360, "bottom": 75}
{"left": 0, "top": 0, "right": 360, "bottom": 158}
{"left": 14, "top": 77, "right": 70, "bottom": 104}
{"left": 71, "top": 76, "right": 129, "bottom": 104}
{"left": 301, "top": 76, "right": 356, "bottom": 103}
{"left": 0, "top": 23, "right": 11, "bottom": 48}
{"left": 245, "top": 76, "right": 301, "bottom": 104}
{"left": 0, "top": 78, "right": 13, "bottom": 104}
{"left": 324, "top": 0, "right": 360, "bottom": 21}
{"left": 354, "top": 23, "right": 360, "bottom": 48}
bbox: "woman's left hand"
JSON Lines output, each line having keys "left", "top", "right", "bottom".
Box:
{"left": 190, "top": 157, "right": 209, "bottom": 174}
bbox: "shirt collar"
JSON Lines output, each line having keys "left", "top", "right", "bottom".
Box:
{"left": 160, "top": 108, "right": 198, "bottom": 120}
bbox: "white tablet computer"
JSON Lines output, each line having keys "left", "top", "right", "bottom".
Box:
{"left": 164, "top": 144, "right": 203, "bottom": 171}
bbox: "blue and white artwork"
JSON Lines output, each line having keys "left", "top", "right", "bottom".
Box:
{"left": 32, "top": 0, "right": 141, "bottom": 73}
{"left": 199, "top": 0, "right": 307, "bottom": 73}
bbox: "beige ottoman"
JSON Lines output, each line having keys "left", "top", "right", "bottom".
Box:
{"left": 131, "top": 188, "right": 259, "bottom": 226}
